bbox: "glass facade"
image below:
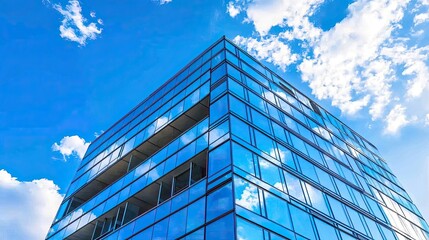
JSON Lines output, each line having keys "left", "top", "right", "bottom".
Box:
{"left": 47, "top": 37, "right": 429, "bottom": 240}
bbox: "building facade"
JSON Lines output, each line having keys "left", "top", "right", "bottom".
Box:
{"left": 47, "top": 37, "right": 429, "bottom": 240}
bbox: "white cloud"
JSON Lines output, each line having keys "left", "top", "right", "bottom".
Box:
{"left": 414, "top": 12, "right": 429, "bottom": 25}
{"left": 52, "top": 135, "right": 90, "bottom": 160}
{"left": 0, "top": 169, "right": 63, "bottom": 240}
{"left": 157, "top": 0, "right": 172, "bottom": 5}
{"left": 384, "top": 104, "right": 411, "bottom": 134}
{"left": 234, "top": 35, "right": 299, "bottom": 71}
{"left": 52, "top": 0, "right": 102, "bottom": 46}
{"left": 227, "top": 1, "right": 242, "bottom": 18}
{"left": 228, "top": 0, "right": 429, "bottom": 134}
{"left": 229, "top": 0, "right": 323, "bottom": 39}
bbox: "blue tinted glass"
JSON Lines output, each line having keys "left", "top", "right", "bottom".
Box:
{"left": 289, "top": 205, "right": 316, "bottom": 240}
{"left": 251, "top": 108, "right": 271, "bottom": 134}
{"left": 186, "top": 198, "right": 206, "bottom": 232}
{"left": 327, "top": 196, "right": 349, "bottom": 226}
{"left": 230, "top": 95, "right": 247, "bottom": 118}
{"left": 298, "top": 157, "right": 319, "bottom": 183}
{"left": 227, "top": 64, "right": 242, "bottom": 82}
{"left": 236, "top": 217, "right": 264, "bottom": 240}
{"left": 211, "top": 51, "right": 225, "bottom": 68}
{"left": 259, "top": 158, "right": 283, "bottom": 190}
{"left": 167, "top": 208, "right": 187, "bottom": 239}
{"left": 314, "top": 218, "right": 338, "bottom": 240}
{"left": 264, "top": 191, "right": 293, "bottom": 229}
{"left": 206, "top": 213, "right": 234, "bottom": 240}
{"left": 346, "top": 207, "right": 366, "bottom": 234}
{"left": 155, "top": 201, "right": 171, "bottom": 221}
{"left": 210, "top": 94, "right": 228, "bottom": 124}
{"left": 234, "top": 177, "right": 261, "bottom": 214}
{"left": 171, "top": 190, "right": 189, "bottom": 213}
{"left": 283, "top": 171, "right": 305, "bottom": 202}
{"left": 131, "top": 226, "right": 153, "bottom": 240}
{"left": 183, "top": 227, "right": 204, "bottom": 240}
{"left": 305, "top": 183, "right": 330, "bottom": 216}
{"left": 206, "top": 182, "right": 233, "bottom": 221}
{"left": 277, "top": 144, "right": 296, "bottom": 169}
{"left": 208, "top": 141, "right": 231, "bottom": 176}
{"left": 229, "top": 78, "right": 245, "bottom": 99}
{"left": 254, "top": 130, "right": 276, "bottom": 158}
{"left": 232, "top": 142, "right": 255, "bottom": 175}
{"left": 152, "top": 218, "right": 169, "bottom": 240}
{"left": 230, "top": 117, "right": 251, "bottom": 143}
{"left": 211, "top": 81, "right": 227, "bottom": 101}
{"left": 211, "top": 63, "right": 226, "bottom": 85}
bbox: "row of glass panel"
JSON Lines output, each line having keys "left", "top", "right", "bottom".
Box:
{"left": 223, "top": 63, "right": 416, "bottom": 215}
{"left": 224, "top": 50, "right": 402, "bottom": 204}
{"left": 221, "top": 91, "right": 368, "bottom": 195}
{"left": 65, "top": 79, "right": 210, "bottom": 200}
{"left": 101, "top": 179, "right": 234, "bottom": 240}
{"left": 234, "top": 175, "right": 398, "bottom": 240}
{"left": 230, "top": 133, "right": 428, "bottom": 238}
{"left": 84, "top": 38, "right": 227, "bottom": 163}
{"left": 48, "top": 121, "right": 209, "bottom": 239}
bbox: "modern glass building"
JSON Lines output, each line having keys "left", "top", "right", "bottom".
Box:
{"left": 47, "top": 37, "right": 429, "bottom": 240}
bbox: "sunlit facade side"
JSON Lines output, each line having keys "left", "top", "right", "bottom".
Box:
{"left": 47, "top": 37, "right": 429, "bottom": 240}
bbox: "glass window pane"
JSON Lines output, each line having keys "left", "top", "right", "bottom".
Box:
{"left": 167, "top": 208, "right": 187, "bottom": 239}
{"left": 264, "top": 191, "right": 293, "bottom": 229}
{"left": 326, "top": 196, "right": 350, "bottom": 226}
{"left": 208, "top": 141, "right": 231, "bottom": 176}
{"left": 236, "top": 217, "right": 264, "bottom": 240}
{"left": 289, "top": 205, "right": 316, "bottom": 240}
{"left": 131, "top": 226, "right": 153, "bottom": 240}
{"left": 210, "top": 94, "right": 228, "bottom": 124}
{"left": 232, "top": 142, "right": 255, "bottom": 176}
{"left": 254, "top": 130, "right": 276, "bottom": 158}
{"left": 234, "top": 177, "right": 261, "bottom": 214}
{"left": 230, "top": 95, "right": 246, "bottom": 118}
{"left": 259, "top": 158, "right": 283, "bottom": 191}
{"left": 231, "top": 116, "right": 251, "bottom": 143}
{"left": 305, "top": 183, "right": 330, "bottom": 216}
{"left": 314, "top": 218, "right": 338, "bottom": 240}
{"left": 186, "top": 198, "right": 206, "bottom": 233}
{"left": 283, "top": 171, "right": 305, "bottom": 202}
{"left": 251, "top": 108, "right": 271, "bottom": 134}
{"left": 206, "top": 213, "right": 234, "bottom": 240}
{"left": 183, "top": 227, "right": 204, "bottom": 240}
{"left": 152, "top": 218, "right": 169, "bottom": 240}
{"left": 206, "top": 182, "right": 233, "bottom": 221}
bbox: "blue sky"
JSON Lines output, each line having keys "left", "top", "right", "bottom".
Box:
{"left": 0, "top": 0, "right": 428, "bottom": 238}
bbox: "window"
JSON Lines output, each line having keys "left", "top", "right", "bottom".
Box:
{"left": 206, "top": 213, "right": 234, "bottom": 240}
{"left": 206, "top": 182, "right": 233, "bottom": 221}
{"left": 305, "top": 183, "right": 330, "bottom": 216}
{"left": 289, "top": 205, "right": 316, "bottom": 240}
{"left": 208, "top": 141, "right": 231, "bottom": 176}
{"left": 232, "top": 142, "right": 255, "bottom": 176}
{"left": 234, "top": 177, "right": 261, "bottom": 214}
{"left": 314, "top": 218, "right": 338, "bottom": 240}
{"left": 236, "top": 217, "right": 264, "bottom": 240}
{"left": 283, "top": 171, "right": 305, "bottom": 202}
{"left": 186, "top": 198, "right": 205, "bottom": 233}
{"left": 264, "top": 191, "right": 293, "bottom": 229}
{"left": 259, "top": 158, "right": 283, "bottom": 191}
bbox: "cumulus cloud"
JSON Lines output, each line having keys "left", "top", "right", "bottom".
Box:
{"left": 52, "top": 135, "right": 90, "bottom": 160}
{"left": 52, "top": 0, "right": 102, "bottom": 46}
{"left": 384, "top": 104, "right": 411, "bottom": 134}
{"left": 156, "top": 0, "right": 172, "bottom": 5}
{"left": 228, "top": 0, "right": 429, "bottom": 134}
{"left": 0, "top": 169, "right": 63, "bottom": 239}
